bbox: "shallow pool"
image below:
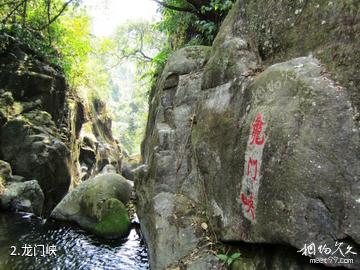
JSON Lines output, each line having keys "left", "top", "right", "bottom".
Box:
{"left": 0, "top": 212, "right": 149, "bottom": 270}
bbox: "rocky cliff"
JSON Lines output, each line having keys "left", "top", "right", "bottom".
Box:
{"left": 136, "top": 0, "right": 360, "bottom": 269}
{"left": 0, "top": 34, "right": 122, "bottom": 215}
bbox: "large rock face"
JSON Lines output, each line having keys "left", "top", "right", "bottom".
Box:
{"left": 0, "top": 37, "right": 71, "bottom": 213}
{"left": 1, "top": 114, "right": 71, "bottom": 211}
{"left": 136, "top": 0, "right": 360, "bottom": 269}
{"left": 137, "top": 46, "right": 221, "bottom": 270}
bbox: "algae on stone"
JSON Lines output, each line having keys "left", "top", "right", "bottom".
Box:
{"left": 92, "top": 198, "right": 130, "bottom": 239}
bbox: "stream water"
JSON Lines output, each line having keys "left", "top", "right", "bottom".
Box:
{"left": 0, "top": 212, "right": 149, "bottom": 270}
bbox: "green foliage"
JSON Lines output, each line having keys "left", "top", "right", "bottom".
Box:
{"left": 0, "top": 0, "right": 99, "bottom": 92}
{"left": 197, "top": 0, "right": 234, "bottom": 43}
{"left": 217, "top": 252, "right": 241, "bottom": 267}
{"left": 0, "top": 0, "right": 236, "bottom": 158}
{"left": 156, "top": 3, "right": 197, "bottom": 49}
{"left": 156, "top": 0, "right": 235, "bottom": 48}
{"left": 151, "top": 48, "right": 171, "bottom": 72}
{"left": 147, "top": 0, "right": 236, "bottom": 103}
{"left": 0, "top": 0, "right": 79, "bottom": 57}
{"left": 0, "top": 23, "right": 54, "bottom": 60}
{"left": 52, "top": 9, "right": 93, "bottom": 88}
{"left": 96, "top": 21, "right": 167, "bottom": 155}
{"left": 201, "top": 0, "right": 234, "bottom": 12}
{"left": 142, "top": 45, "right": 171, "bottom": 94}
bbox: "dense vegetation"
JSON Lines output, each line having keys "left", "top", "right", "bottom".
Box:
{"left": 0, "top": 0, "right": 90, "bottom": 86}
{"left": 156, "top": 0, "right": 235, "bottom": 48}
{"left": 0, "top": 0, "right": 235, "bottom": 155}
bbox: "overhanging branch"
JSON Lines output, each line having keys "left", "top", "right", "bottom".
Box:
{"left": 151, "top": 0, "right": 199, "bottom": 15}
{"left": 31, "top": 0, "right": 74, "bottom": 31}
{"left": 1, "top": 0, "right": 26, "bottom": 24}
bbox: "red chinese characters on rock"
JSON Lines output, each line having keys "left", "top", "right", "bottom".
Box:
{"left": 241, "top": 192, "right": 255, "bottom": 221}
{"left": 247, "top": 158, "right": 258, "bottom": 181}
{"left": 240, "top": 113, "right": 267, "bottom": 222}
{"left": 249, "top": 113, "right": 266, "bottom": 146}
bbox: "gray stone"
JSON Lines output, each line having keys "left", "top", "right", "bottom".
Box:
{"left": 163, "top": 46, "right": 211, "bottom": 76}
{"left": 0, "top": 43, "right": 66, "bottom": 122}
{"left": 137, "top": 192, "right": 202, "bottom": 269}
{"left": 101, "top": 164, "right": 117, "bottom": 174}
{"left": 9, "top": 175, "right": 26, "bottom": 183}
{"left": 0, "top": 180, "right": 44, "bottom": 215}
{"left": 1, "top": 117, "right": 71, "bottom": 211}
{"left": 186, "top": 252, "right": 221, "bottom": 270}
{"left": 121, "top": 161, "right": 134, "bottom": 180}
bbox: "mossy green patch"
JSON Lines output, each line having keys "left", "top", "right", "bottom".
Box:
{"left": 184, "top": 46, "right": 212, "bottom": 61}
{"left": 230, "top": 258, "right": 256, "bottom": 270}
{"left": 92, "top": 198, "right": 130, "bottom": 239}
{"left": 80, "top": 174, "right": 132, "bottom": 221}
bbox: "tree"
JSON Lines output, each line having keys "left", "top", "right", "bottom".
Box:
{"left": 0, "top": 0, "right": 79, "bottom": 32}
{"left": 0, "top": 0, "right": 104, "bottom": 92}
{"left": 154, "top": 0, "right": 235, "bottom": 47}
{"left": 97, "top": 21, "right": 165, "bottom": 69}
{"left": 96, "top": 21, "right": 166, "bottom": 155}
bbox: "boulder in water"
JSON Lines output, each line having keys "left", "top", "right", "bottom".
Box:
{"left": 51, "top": 173, "right": 132, "bottom": 239}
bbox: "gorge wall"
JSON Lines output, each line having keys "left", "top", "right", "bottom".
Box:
{"left": 0, "top": 35, "right": 122, "bottom": 215}
{"left": 136, "top": 0, "right": 360, "bottom": 269}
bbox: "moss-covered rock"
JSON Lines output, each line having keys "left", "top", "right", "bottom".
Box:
{"left": 91, "top": 198, "right": 130, "bottom": 239}
{"left": 80, "top": 173, "right": 132, "bottom": 220}
{"left": 231, "top": 259, "right": 255, "bottom": 270}
{"left": 51, "top": 173, "right": 132, "bottom": 239}
{"left": 0, "top": 38, "right": 73, "bottom": 214}
{"left": 0, "top": 91, "right": 14, "bottom": 126}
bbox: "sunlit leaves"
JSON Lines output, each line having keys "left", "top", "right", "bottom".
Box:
{"left": 53, "top": 9, "right": 93, "bottom": 88}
